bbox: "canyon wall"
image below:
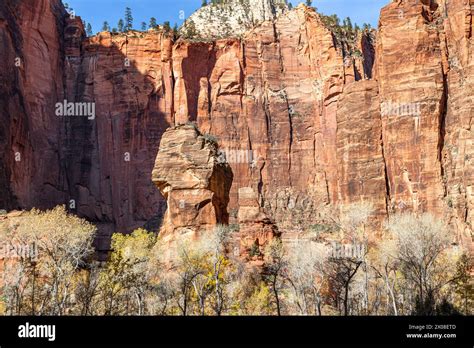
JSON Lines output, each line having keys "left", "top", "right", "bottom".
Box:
{"left": 0, "top": 0, "right": 472, "bottom": 252}
{"left": 376, "top": 0, "right": 473, "bottom": 246}
{"left": 0, "top": 0, "right": 68, "bottom": 211}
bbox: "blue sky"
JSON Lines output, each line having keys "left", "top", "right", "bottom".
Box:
{"left": 64, "top": 0, "right": 389, "bottom": 34}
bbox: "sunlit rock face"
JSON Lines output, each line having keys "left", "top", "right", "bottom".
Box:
{"left": 151, "top": 124, "right": 233, "bottom": 243}
{"left": 180, "top": 0, "right": 288, "bottom": 40}
{"left": 376, "top": 0, "right": 474, "bottom": 247}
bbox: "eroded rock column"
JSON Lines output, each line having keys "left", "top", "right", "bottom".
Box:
{"left": 151, "top": 124, "right": 233, "bottom": 244}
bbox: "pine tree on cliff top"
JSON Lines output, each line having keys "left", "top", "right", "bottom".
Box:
{"left": 102, "top": 21, "right": 110, "bottom": 32}
{"left": 163, "top": 21, "right": 171, "bottom": 33}
{"left": 149, "top": 17, "right": 157, "bottom": 29}
{"left": 124, "top": 7, "right": 133, "bottom": 31}
{"left": 86, "top": 23, "right": 93, "bottom": 36}
{"left": 118, "top": 19, "right": 124, "bottom": 32}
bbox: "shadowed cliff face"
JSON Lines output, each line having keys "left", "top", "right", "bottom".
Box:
{"left": 63, "top": 27, "right": 173, "bottom": 250}
{"left": 0, "top": 0, "right": 473, "bottom": 251}
{"left": 0, "top": 0, "right": 68, "bottom": 211}
{"left": 0, "top": 0, "right": 170, "bottom": 254}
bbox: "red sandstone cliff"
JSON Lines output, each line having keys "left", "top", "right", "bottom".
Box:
{"left": 0, "top": 0, "right": 69, "bottom": 210}
{"left": 151, "top": 124, "right": 233, "bottom": 242}
{"left": 0, "top": 0, "right": 472, "bottom": 252}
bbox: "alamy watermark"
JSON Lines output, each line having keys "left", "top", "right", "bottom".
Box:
{"left": 55, "top": 100, "right": 96, "bottom": 120}
{"left": 329, "top": 241, "right": 365, "bottom": 260}
{"left": 381, "top": 100, "right": 421, "bottom": 118}
{"left": 0, "top": 242, "right": 38, "bottom": 261}
{"left": 217, "top": 148, "right": 258, "bottom": 166}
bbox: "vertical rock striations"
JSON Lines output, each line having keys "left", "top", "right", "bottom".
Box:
{"left": 438, "top": 0, "right": 474, "bottom": 246}
{"left": 62, "top": 29, "right": 176, "bottom": 250}
{"left": 375, "top": 0, "right": 473, "bottom": 246}
{"left": 335, "top": 80, "right": 386, "bottom": 221}
{"left": 0, "top": 0, "right": 69, "bottom": 210}
{"left": 376, "top": 0, "right": 446, "bottom": 216}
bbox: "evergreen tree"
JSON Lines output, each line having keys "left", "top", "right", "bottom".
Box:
{"left": 306, "top": 0, "right": 312, "bottom": 6}
{"left": 344, "top": 16, "right": 353, "bottom": 31}
{"left": 118, "top": 19, "right": 124, "bottom": 32}
{"left": 163, "top": 21, "right": 171, "bottom": 33}
{"left": 183, "top": 19, "right": 197, "bottom": 39}
{"left": 172, "top": 23, "right": 179, "bottom": 40}
{"left": 86, "top": 23, "right": 93, "bottom": 36}
{"left": 141, "top": 22, "right": 147, "bottom": 31}
{"left": 149, "top": 17, "right": 157, "bottom": 29}
{"left": 201, "top": 0, "right": 207, "bottom": 6}
{"left": 124, "top": 7, "right": 133, "bottom": 31}
{"left": 102, "top": 21, "right": 110, "bottom": 32}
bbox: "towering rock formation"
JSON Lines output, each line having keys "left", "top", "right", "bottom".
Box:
{"left": 0, "top": 0, "right": 69, "bottom": 211}
{"left": 335, "top": 80, "right": 386, "bottom": 219}
{"left": 151, "top": 124, "right": 233, "bottom": 243}
{"left": 62, "top": 28, "right": 176, "bottom": 249}
{"left": 178, "top": 6, "right": 348, "bottom": 230}
{"left": 437, "top": 0, "right": 474, "bottom": 246}
{"left": 377, "top": 0, "right": 446, "bottom": 216}
{"left": 375, "top": 0, "right": 474, "bottom": 246}
{"left": 0, "top": 0, "right": 472, "bottom": 252}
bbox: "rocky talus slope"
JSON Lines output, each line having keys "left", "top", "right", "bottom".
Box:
{"left": 0, "top": 0, "right": 472, "bottom": 254}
